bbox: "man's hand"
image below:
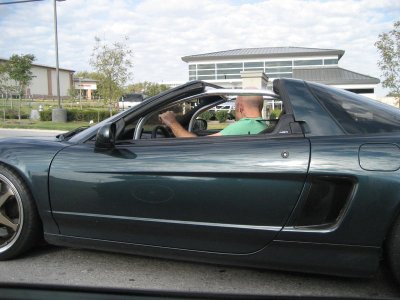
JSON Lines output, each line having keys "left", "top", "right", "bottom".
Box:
{"left": 158, "top": 110, "right": 196, "bottom": 138}
{"left": 159, "top": 111, "right": 177, "bottom": 127}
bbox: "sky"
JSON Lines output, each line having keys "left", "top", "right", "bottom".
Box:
{"left": 0, "top": 0, "right": 399, "bottom": 96}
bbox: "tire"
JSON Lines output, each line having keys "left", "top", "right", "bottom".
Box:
{"left": 387, "top": 215, "right": 400, "bottom": 284}
{"left": 0, "top": 165, "right": 41, "bottom": 260}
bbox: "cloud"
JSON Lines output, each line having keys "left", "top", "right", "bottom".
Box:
{"left": 0, "top": 0, "right": 398, "bottom": 95}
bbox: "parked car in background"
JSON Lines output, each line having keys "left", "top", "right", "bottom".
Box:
{"left": 209, "top": 101, "right": 236, "bottom": 119}
{"left": 118, "top": 93, "right": 144, "bottom": 110}
{"left": 211, "top": 101, "right": 236, "bottom": 113}
{"left": 1, "top": 79, "right": 400, "bottom": 285}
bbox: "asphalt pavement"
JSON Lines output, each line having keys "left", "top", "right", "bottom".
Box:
{"left": 0, "top": 245, "right": 399, "bottom": 298}
{"left": 0, "top": 128, "right": 64, "bottom": 139}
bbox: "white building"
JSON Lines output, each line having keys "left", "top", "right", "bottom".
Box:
{"left": 0, "top": 58, "right": 74, "bottom": 99}
{"left": 182, "top": 47, "right": 380, "bottom": 98}
{"left": 73, "top": 78, "right": 97, "bottom": 100}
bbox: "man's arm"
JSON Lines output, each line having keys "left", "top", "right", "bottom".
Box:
{"left": 159, "top": 111, "right": 196, "bottom": 138}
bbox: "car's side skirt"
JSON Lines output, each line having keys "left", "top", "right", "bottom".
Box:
{"left": 44, "top": 233, "right": 380, "bottom": 278}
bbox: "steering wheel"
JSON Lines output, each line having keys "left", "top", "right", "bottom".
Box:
{"left": 151, "top": 125, "right": 171, "bottom": 138}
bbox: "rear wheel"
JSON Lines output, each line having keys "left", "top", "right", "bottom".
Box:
{"left": 387, "top": 215, "right": 400, "bottom": 284}
{"left": 0, "top": 166, "right": 41, "bottom": 260}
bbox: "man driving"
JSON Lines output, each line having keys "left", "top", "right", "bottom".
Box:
{"left": 159, "top": 95, "right": 267, "bottom": 137}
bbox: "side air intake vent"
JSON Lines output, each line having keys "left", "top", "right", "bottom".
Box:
{"left": 294, "top": 177, "right": 355, "bottom": 228}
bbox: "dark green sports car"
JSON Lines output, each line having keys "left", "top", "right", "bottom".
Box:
{"left": 1, "top": 79, "right": 400, "bottom": 283}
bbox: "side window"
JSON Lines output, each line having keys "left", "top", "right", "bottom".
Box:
{"left": 140, "top": 101, "right": 196, "bottom": 139}
{"left": 137, "top": 96, "right": 288, "bottom": 139}
{"left": 118, "top": 119, "right": 138, "bottom": 140}
{"left": 310, "top": 83, "right": 400, "bottom": 134}
{"left": 196, "top": 100, "right": 283, "bottom": 136}
{"left": 197, "top": 105, "right": 234, "bottom": 135}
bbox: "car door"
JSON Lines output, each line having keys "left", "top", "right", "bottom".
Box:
{"left": 49, "top": 134, "right": 310, "bottom": 254}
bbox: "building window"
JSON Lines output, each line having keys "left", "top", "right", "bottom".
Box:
{"left": 266, "top": 73, "right": 293, "bottom": 79}
{"left": 197, "top": 75, "right": 216, "bottom": 80}
{"left": 197, "top": 70, "right": 216, "bottom": 76}
{"left": 217, "top": 74, "right": 242, "bottom": 79}
{"left": 294, "top": 59, "right": 323, "bottom": 66}
{"left": 217, "top": 68, "right": 242, "bottom": 75}
{"left": 244, "top": 62, "right": 264, "bottom": 68}
{"left": 265, "top": 67, "right": 293, "bottom": 73}
{"left": 189, "top": 64, "right": 196, "bottom": 70}
{"left": 324, "top": 59, "right": 338, "bottom": 65}
{"left": 198, "top": 64, "right": 215, "bottom": 70}
{"left": 217, "top": 63, "right": 243, "bottom": 69}
{"left": 245, "top": 68, "right": 264, "bottom": 71}
{"left": 265, "top": 61, "right": 292, "bottom": 67}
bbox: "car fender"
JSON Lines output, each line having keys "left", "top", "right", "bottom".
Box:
{"left": 0, "top": 138, "right": 71, "bottom": 234}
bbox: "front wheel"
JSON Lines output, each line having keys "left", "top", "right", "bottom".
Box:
{"left": 0, "top": 166, "right": 41, "bottom": 260}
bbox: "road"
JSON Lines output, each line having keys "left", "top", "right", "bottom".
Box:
{"left": 0, "top": 128, "right": 64, "bottom": 139}
{"left": 0, "top": 128, "right": 399, "bottom": 298}
{"left": 0, "top": 245, "right": 399, "bottom": 298}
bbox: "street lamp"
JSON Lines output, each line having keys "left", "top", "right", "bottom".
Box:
{"left": 52, "top": 0, "right": 67, "bottom": 122}
{"left": 54, "top": 0, "right": 65, "bottom": 108}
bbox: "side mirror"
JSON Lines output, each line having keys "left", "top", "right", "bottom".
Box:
{"left": 193, "top": 118, "right": 207, "bottom": 131}
{"left": 95, "top": 123, "right": 116, "bottom": 149}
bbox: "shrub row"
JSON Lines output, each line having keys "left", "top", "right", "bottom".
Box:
{"left": 199, "top": 111, "right": 213, "bottom": 121}
{"left": 39, "top": 109, "right": 118, "bottom": 122}
{"left": 216, "top": 111, "right": 228, "bottom": 123}
{"left": 269, "top": 109, "right": 282, "bottom": 119}
{"left": 2, "top": 110, "right": 30, "bottom": 119}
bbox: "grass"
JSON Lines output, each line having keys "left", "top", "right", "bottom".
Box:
{"left": 207, "top": 120, "right": 231, "bottom": 130}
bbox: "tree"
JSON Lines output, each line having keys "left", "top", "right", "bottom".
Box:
{"left": 375, "top": 20, "right": 400, "bottom": 107}
{"left": 0, "top": 63, "right": 8, "bottom": 93}
{"left": 0, "top": 63, "right": 14, "bottom": 98}
{"left": 1, "top": 62, "right": 17, "bottom": 110}
{"left": 126, "top": 81, "right": 169, "bottom": 97}
{"left": 6, "top": 54, "right": 35, "bottom": 120}
{"left": 90, "top": 37, "right": 133, "bottom": 116}
{"left": 0, "top": 64, "right": 10, "bottom": 121}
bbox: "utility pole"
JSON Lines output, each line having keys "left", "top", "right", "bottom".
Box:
{"left": 51, "top": 0, "right": 67, "bottom": 122}
{"left": 53, "top": 0, "right": 61, "bottom": 108}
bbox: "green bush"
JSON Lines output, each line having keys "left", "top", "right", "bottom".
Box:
{"left": 39, "top": 110, "right": 52, "bottom": 121}
{"left": 269, "top": 109, "right": 282, "bottom": 119}
{"left": 39, "top": 109, "right": 117, "bottom": 122}
{"left": 199, "top": 111, "right": 213, "bottom": 121}
{"left": 216, "top": 110, "right": 228, "bottom": 123}
{"left": 4, "top": 109, "right": 29, "bottom": 119}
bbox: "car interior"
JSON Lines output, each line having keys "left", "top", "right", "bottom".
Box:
{"left": 92, "top": 77, "right": 313, "bottom": 144}
{"left": 113, "top": 91, "right": 305, "bottom": 142}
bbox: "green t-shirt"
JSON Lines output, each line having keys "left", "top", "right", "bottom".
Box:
{"left": 220, "top": 117, "right": 267, "bottom": 136}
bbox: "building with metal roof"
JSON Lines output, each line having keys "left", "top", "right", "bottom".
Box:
{"left": 182, "top": 47, "right": 345, "bottom": 61}
{"left": 0, "top": 57, "right": 74, "bottom": 99}
{"left": 181, "top": 47, "right": 379, "bottom": 98}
